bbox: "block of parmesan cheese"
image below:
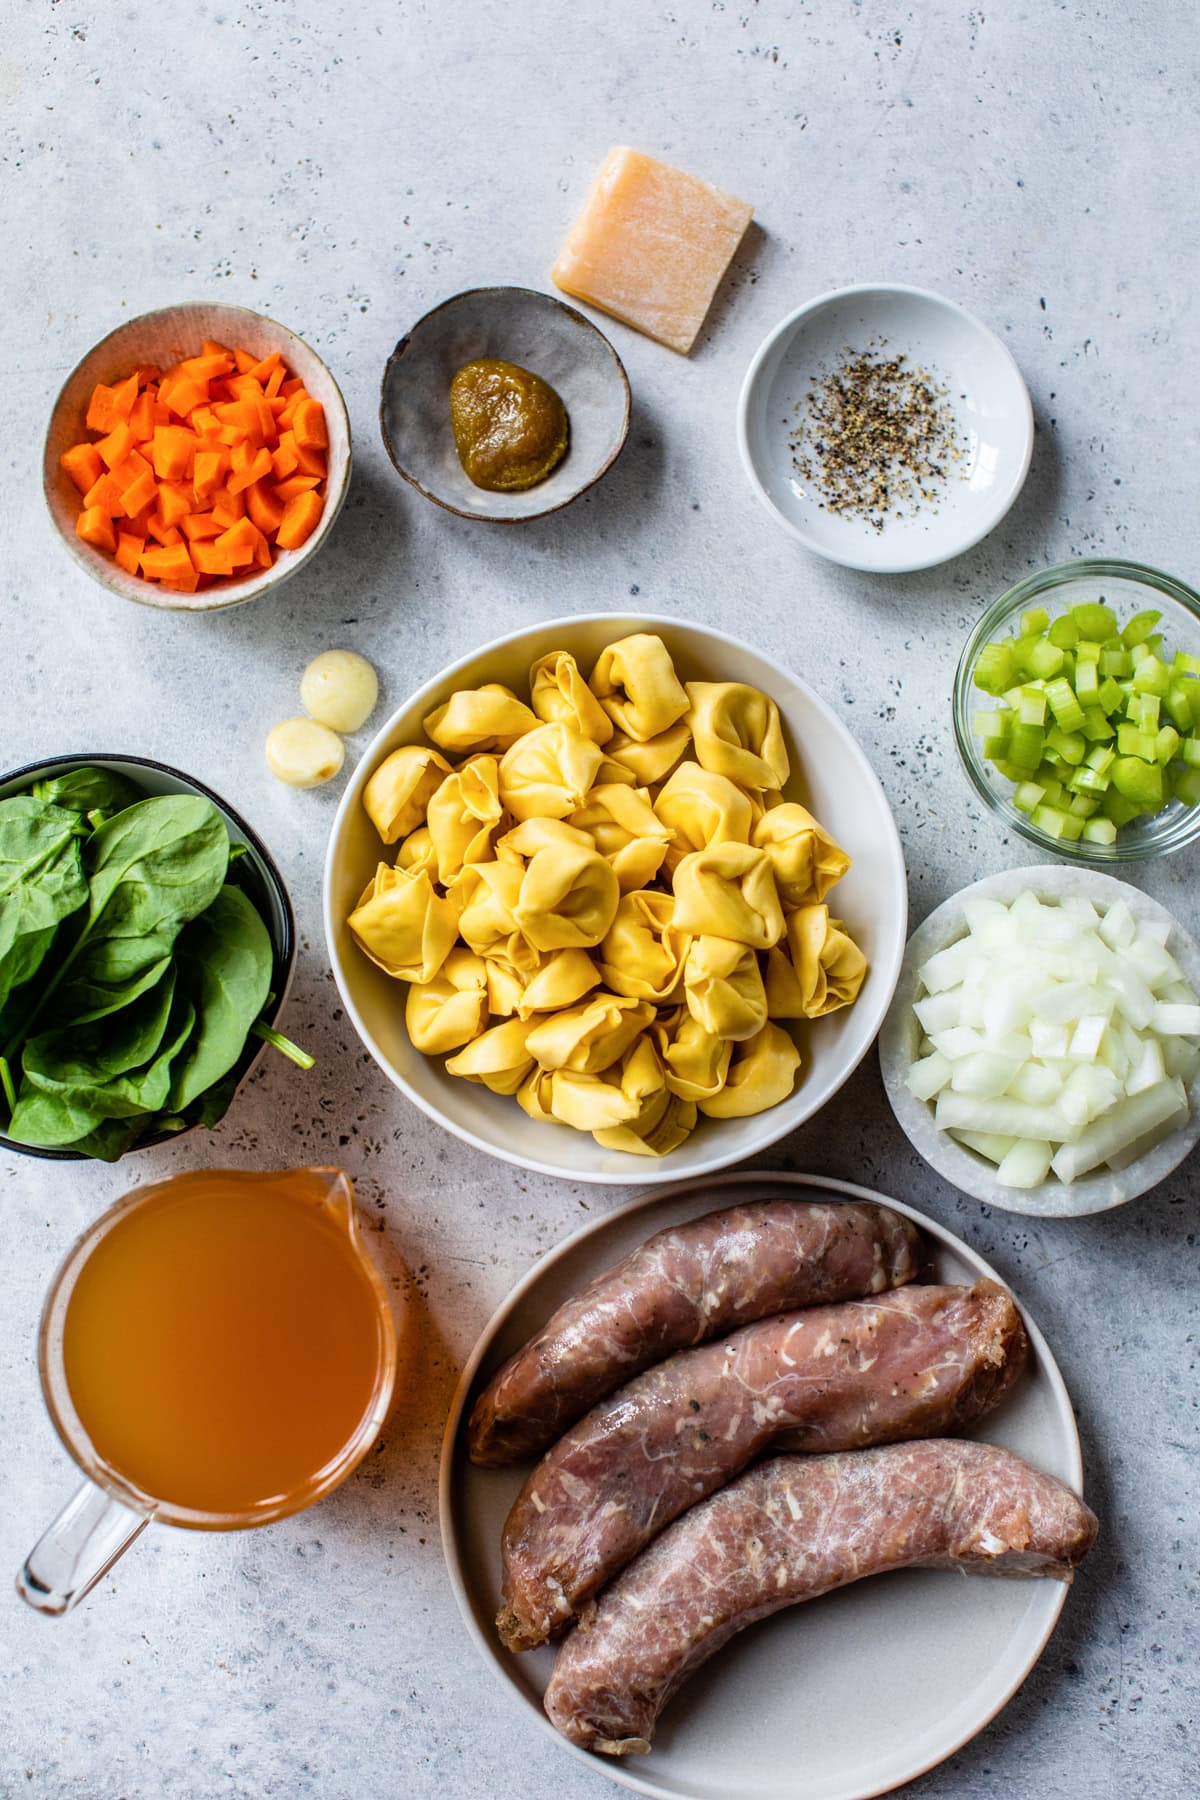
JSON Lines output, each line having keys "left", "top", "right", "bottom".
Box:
{"left": 551, "top": 147, "right": 753, "bottom": 355}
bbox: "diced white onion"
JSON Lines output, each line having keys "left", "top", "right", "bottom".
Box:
{"left": 909, "top": 889, "right": 1196, "bottom": 1189}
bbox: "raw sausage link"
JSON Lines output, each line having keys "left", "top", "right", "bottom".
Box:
{"left": 498, "top": 1279, "right": 1026, "bottom": 1650}
{"left": 545, "top": 1439, "right": 1098, "bottom": 1755}
{"left": 469, "top": 1197, "right": 920, "bottom": 1465}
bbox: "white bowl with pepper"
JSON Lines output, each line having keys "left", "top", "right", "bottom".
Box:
{"left": 736, "top": 283, "right": 1034, "bottom": 574}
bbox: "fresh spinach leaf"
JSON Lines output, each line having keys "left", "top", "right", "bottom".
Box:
{"left": 31, "top": 768, "right": 143, "bottom": 820}
{"left": 167, "top": 885, "right": 273, "bottom": 1111}
{"left": 13, "top": 988, "right": 195, "bottom": 1131}
{"left": 0, "top": 799, "right": 89, "bottom": 1010}
{"left": 23, "top": 969, "right": 177, "bottom": 1094}
{"left": 53, "top": 932, "right": 175, "bottom": 1026}
{"left": 3, "top": 1087, "right": 109, "bottom": 1148}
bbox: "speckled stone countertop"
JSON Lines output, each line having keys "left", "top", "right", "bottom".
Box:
{"left": 1, "top": 3, "right": 1197, "bottom": 1796}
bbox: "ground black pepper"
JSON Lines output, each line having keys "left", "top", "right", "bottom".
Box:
{"left": 789, "top": 342, "right": 965, "bottom": 531}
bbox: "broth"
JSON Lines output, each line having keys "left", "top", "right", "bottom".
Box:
{"left": 61, "top": 1171, "right": 389, "bottom": 1518}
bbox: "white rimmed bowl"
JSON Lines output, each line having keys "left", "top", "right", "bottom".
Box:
{"left": 879, "top": 864, "right": 1200, "bottom": 1216}
{"left": 737, "top": 284, "right": 1034, "bottom": 574}
{"left": 44, "top": 302, "right": 351, "bottom": 613}
{"left": 439, "top": 1171, "right": 1086, "bottom": 1800}
{"left": 324, "top": 614, "right": 907, "bottom": 1185}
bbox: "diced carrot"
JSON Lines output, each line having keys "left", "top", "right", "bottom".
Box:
{"left": 227, "top": 445, "right": 273, "bottom": 495}
{"left": 280, "top": 376, "right": 304, "bottom": 397}
{"left": 275, "top": 489, "right": 323, "bottom": 551}
{"left": 212, "top": 400, "right": 264, "bottom": 442}
{"left": 120, "top": 468, "right": 158, "bottom": 517}
{"left": 60, "top": 442, "right": 104, "bottom": 494}
{"left": 250, "top": 350, "right": 283, "bottom": 385}
{"left": 145, "top": 512, "right": 183, "bottom": 547}
{"left": 271, "top": 437, "right": 300, "bottom": 481}
{"left": 129, "top": 365, "right": 161, "bottom": 389}
{"left": 264, "top": 362, "right": 286, "bottom": 400}
{"left": 234, "top": 348, "right": 258, "bottom": 375}
{"left": 180, "top": 511, "right": 224, "bottom": 541}
{"left": 211, "top": 484, "right": 247, "bottom": 527}
{"left": 179, "top": 351, "right": 234, "bottom": 382}
{"left": 86, "top": 383, "right": 121, "bottom": 434}
{"left": 202, "top": 338, "right": 233, "bottom": 358}
{"left": 124, "top": 504, "right": 157, "bottom": 540}
{"left": 96, "top": 421, "right": 135, "bottom": 470}
{"left": 252, "top": 526, "right": 273, "bottom": 569}
{"left": 82, "top": 471, "right": 128, "bottom": 516}
{"left": 292, "top": 398, "right": 328, "bottom": 451}
{"left": 272, "top": 474, "right": 321, "bottom": 503}
{"left": 193, "top": 449, "right": 228, "bottom": 500}
{"left": 246, "top": 478, "right": 284, "bottom": 536}
{"left": 227, "top": 373, "right": 265, "bottom": 402}
{"left": 127, "top": 390, "right": 157, "bottom": 442}
{"left": 111, "top": 450, "right": 153, "bottom": 492}
{"left": 150, "top": 425, "right": 197, "bottom": 482}
{"left": 139, "top": 542, "right": 195, "bottom": 582}
{"left": 76, "top": 506, "right": 117, "bottom": 552}
{"left": 191, "top": 538, "right": 237, "bottom": 576}
{"left": 294, "top": 441, "right": 327, "bottom": 480}
{"left": 160, "top": 373, "right": 209, "bottom": 419}
{"left": 157, "top": 481, "right": 193, "bottom": 529}
{"left": 161, "top": 566, "right": 201, "bottom": 594}
{"left": 114, "top": 532, "right": 144, "bottom": 575}
{"left": 214, "top": 517, "right": 259, "bottom": 568}
{"left": 153, "top": 400, "right": 172, "bottom": 427}
{"left": 190, "top": 405, "right": 222, "bottom": 436}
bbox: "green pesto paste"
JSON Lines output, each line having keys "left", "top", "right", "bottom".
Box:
{"left": 449, "top": 358, "right": 569, "bottom": 493}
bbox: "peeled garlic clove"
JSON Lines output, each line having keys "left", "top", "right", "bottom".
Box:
{"left": 300, "top": 649, "right": 379, "bottom": 733}
{"left": 266, "top": 718, "right": 345, "bottom": 788}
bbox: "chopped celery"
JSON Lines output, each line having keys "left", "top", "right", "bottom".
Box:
{"left": 1080, "top": 706, "right": 1115, "bottom": 741}
{"left": 1025, "top": 638, "right": 1065, "bottom": 680}
{"left": 1072, "top": 602, "right": 1118, "bottom": 639}
{"left": 1082, "top": 817, "right": 1118, "bottom": 846}
{"left": 1172, "top": 649, "right": 1200, "bottom": 677}
{"left": 1111, "top": 756, "right": 1164, "bottom": 809}
{"left": 1098, "top": 675, "right": 1125, "bottom": 712}
{"left": 1017, "top": 687, "right": 1047, "bottom": 725}
{"left": 1116, "top": 723, "right": 1158, "bottom": 760}
{"left": 1099, "top": 646, "right": 1133, "bottom": 677}
{"left": 974, "top": 709, "right": 1011, "bottom": 739}
{"left": 1021, "top": 606, "right": 1050, "bottom": 636}
{"left": 973, "top": 641, "right": 1016, "bottom": 694}
{"left": 1045, "top": 726, "right": 1085, "bottom": 765}
{"left": 1069, "top": 765, "right": 1110, "bottom": 795}
{"left": 1075, "top": 659, "right": 1101, "bottom": 702}
{"left": 1086, "top": 743, "right": 1116, "bottom": 774}
{"left": 1008, "top": 723, "right": 1046, "bottom": 769}
{"left": 1156, "top": 725, "right": 1182, "bottom": 765}
{"left": 1013, "top": 780, "right": 1045, "bottom": 814}
{"left": 1174, "top": 765, "right": 1200, "bottom": 806}
{"left": 1044, "top": 676, "right": 1085, "bottom": 730}
{"left": 1102, "top": 789, "right": 1142, "bottom": 826}
{"left": 1121, "top": 609, "right": 1163, "bottom": 647}
{"left": 1165, "top": 682, "right": 1196, "bottom": 732}
{"left": 1132, "top": 653, "right": 1170, "bottom": 696}
{"left": 1127, "top": 691, "right": 1160, "bottom": 732}
{"left": 1067, "top": 791, "right": 1099, "bottom": 818}
{"left": 1075, "top": 638, "right": 1103, "bottom": 664}
{"left": 1048, "top": 615, "right": 1079, "bottom": 649}
{"left": 1181, "top": 736, "right": 1200, "bottom": 768}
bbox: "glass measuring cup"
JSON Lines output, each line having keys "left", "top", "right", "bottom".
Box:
{"left": 18, "top": 1166, "right": 397, "bottom": 1615}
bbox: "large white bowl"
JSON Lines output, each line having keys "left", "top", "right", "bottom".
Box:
{"left": 324, "top": 614, "right": 907, "bottom": 1185}
{"left": 737, "top": 285, "right": 1033, "bottom": 574}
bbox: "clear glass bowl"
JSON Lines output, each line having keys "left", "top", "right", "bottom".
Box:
{"left": 954, "top": 558, "right": 1200, "bottom": 864}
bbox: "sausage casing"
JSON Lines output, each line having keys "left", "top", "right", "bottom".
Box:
{"left": 469, "top": 1197, "right": 920, "bottom": 1465}
{"left": 498, "top": 1279, "right": 1026, "bottom": 1650}
{"left": 545, "top": 1439, "right": 1098, "bottom": 1755}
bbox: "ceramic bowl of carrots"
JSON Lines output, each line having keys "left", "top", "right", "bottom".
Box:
{"left": 43, "top": 302, "right": 352, "bottom": 612}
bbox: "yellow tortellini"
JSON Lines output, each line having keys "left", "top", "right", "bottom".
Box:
{"left": 599, "top": 891, "right": 690, "bottom": 1003}
{"left": 685, "top": 682, "right": 790, "bottom": 790}
{"left": 698, "top": 1023, "right": 802, "bottom": 1118}
{"left": 404, "top": 948, "right": 489, "bottom": 1053}
{"left": 766, "top": 906, "right": 868, "bottom": 1018}
{"left": 752, "top": 804, "right": 851, "bottom": 909}
{"left": 671, "top": 843, "right": 785, "bottom": 950}
{"left": 571, "top": 784, "right": 671, "bottom": 891}
{"left": 424, "top": 684, "right": 537, "bottom": 753}
{"left": 499, "top": 722, "right": 604, "bottom": 821}
{"left": 530, "top": 650, "right": 614, "bottom": 745}
{"left": 347, "top": 864, "right": 458, "bottom": 984}
{"left": 683, "top": 936, "right": 768, "bottom": 1041}
{"left": 363, "top": 745, "right": 452, "bottom": 843}
{"left": 350, "top": 633, "right": 868, "bottom": 1157}
{"left": 425, "top": 755, "right": 504, "bottom": 885}
{"left": 589, "top": 633, "right": 690, "bottom": 742}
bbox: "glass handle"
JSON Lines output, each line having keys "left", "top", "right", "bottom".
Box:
{"left": 16, "top": 1481, "right": 150, "bottom": 1616}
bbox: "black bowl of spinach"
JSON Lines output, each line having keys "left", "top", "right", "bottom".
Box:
{"left": 0, "top": 754, "right": 301, "bottom": 1162}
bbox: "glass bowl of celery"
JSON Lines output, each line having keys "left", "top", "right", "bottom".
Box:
{"left": 954, "top": 559, "right": 1200, "bottom": 863}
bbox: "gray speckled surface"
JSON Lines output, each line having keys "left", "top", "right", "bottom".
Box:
{"left": 1, "top": 2, "right": 1197, "bottom": 1796}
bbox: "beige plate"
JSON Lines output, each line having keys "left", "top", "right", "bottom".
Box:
{"left": 439, "top": 1171, "right": 1085, "bottom": 1800}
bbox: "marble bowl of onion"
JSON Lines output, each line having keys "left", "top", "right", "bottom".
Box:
{"left": 324, "top": 614, "right": 906, "bottom": 1185}
{"left": 880, "top": 865, "right": 1200, "bottom": 1216}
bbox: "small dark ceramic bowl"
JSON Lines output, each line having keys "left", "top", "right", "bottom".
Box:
{"left": 379, "top": 287, "right": 631, "bottom": 522}
{"left": 0, "top": 754, "right": 295, "bottom": 1162}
